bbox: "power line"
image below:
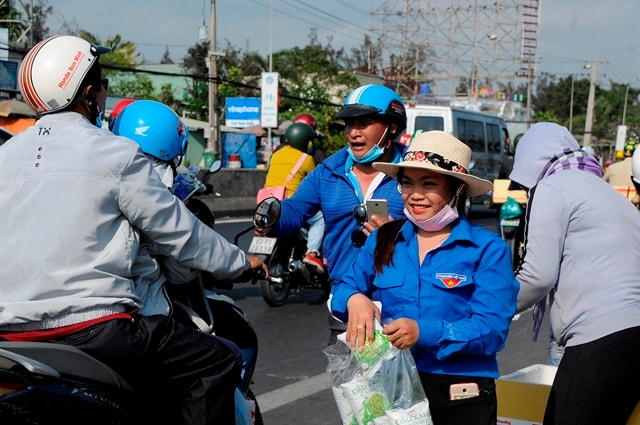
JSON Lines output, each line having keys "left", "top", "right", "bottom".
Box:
{"left": 329, "top": 0, "right": 369, "bottom": 16}
{"left": 247, "top": 0, "right": 368, "bottom": 44}
{"left": 282, "top": 0, "right": 369, "bottom": 34}
{"left": 102, "top": 63, "right": 341, "bottom": 107}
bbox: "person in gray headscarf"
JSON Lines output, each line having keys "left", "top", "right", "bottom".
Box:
{"left": 510, "top": 122, "right": 640, "bottom": 425}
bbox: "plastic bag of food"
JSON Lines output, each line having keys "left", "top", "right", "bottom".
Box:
{"left": 324, "top": 320, "right": 432, "bottom": 425}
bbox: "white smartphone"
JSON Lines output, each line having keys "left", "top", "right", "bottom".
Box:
{"left": 366, "top": 199, "right": 389, "bottom": 223}
{"left": 449, "top": 383, "right": 480, "bottom": 400}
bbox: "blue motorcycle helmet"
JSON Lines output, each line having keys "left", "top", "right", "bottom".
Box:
{"left": 111, "top": 100, "right": 189, "bottom": 164}
{"left": 336, "top": 84, "right": 407, "bottom": 136}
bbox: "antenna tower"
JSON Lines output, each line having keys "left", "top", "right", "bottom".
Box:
{"left": 369, "top": 0, "right": 541, "bottom": 100}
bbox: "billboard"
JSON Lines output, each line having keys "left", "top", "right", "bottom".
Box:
{"left": 225, "top": 97, "right": 260, "bottom": 127}
{"left": 260, "top": 72, "right": 279, "bottom": 128}
{"left": 0, "top": 60, "right": 18, "bottom": 91}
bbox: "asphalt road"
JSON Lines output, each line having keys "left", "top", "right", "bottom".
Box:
{"left": 214, "top": 206, "right": 550, "bottom": 425}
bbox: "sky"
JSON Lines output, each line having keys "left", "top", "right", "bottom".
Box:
{"left": 48, "top": 0, "right": 640, "bottom": 90}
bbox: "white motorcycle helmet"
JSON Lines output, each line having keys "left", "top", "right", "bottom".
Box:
{"left": 19, "top": 35, "right": 111, "bottom": 115}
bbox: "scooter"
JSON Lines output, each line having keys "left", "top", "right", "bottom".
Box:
{"left": 182, "top": 159, "right": 223, "bottom": 228}
{"left": 0, "top": 198, "right": 277, "bottom": 425}
{"left": 245, "top": 198, "right": 331, "bottom": 307}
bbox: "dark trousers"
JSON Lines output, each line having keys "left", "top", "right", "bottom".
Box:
{"left": 544, "top": 326, "right": 640, "bottom": 425}
{"left": 419, "top": 372, "right": 497, "bottom": 425}
{"left": 54, "top": 314, "right": 240, "bottom": 425}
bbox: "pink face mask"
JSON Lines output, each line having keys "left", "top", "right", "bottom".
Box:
{"left": 404, "top": 203, "right": 458, "bottom": 232}
{"left": 403, "top": 185, "right": 464, "bottom": 232}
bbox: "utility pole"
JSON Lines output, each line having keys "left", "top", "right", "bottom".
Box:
{"left": 569, "top": 74, "right": 575, "bottom": 133}
{"left": 526, "top": 62, "right": 532, "bottom": 129}
{"left": 583, "top": 57, "right": 598, "bottom": 148}
{"left": 623, "top": 84, "right": 630, "bottom": 126}
{"left": 208, "top": 0, "right": 218, "bottom": 155}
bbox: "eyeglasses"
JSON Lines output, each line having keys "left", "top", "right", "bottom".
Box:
{"left": 351, "top": 204, "right": 368, "bottom": 247}
{"left": 100, "top": 78, "right": 109, "bottom": 91}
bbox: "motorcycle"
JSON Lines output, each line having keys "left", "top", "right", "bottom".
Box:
{"left": 0, "top": 197, "right": 277, "bottom": 425}
{"left": 245, "top": 198, "right": 331, "bottom": 307}
{"left": 182, "top": 159, "right": 223, "bottom": 228}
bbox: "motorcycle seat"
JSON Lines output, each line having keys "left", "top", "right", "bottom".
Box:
{"left": 0, "top": 341, "right": 134, "bottom": 392}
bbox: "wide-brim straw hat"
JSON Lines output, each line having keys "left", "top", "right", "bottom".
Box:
{"left": 373, "top": 130, "right": 493, "bottom": 197}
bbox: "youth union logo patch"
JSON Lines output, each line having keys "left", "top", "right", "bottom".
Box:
{"left": 435, "top": 273, "right": 467, "bottom": 288}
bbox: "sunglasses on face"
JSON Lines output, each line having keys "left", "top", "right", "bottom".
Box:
{"left": 351, "top": 204, "right": 368, "bottom": 247}
{"left": 100, "top": 78, "right": 109, "bottom": 91}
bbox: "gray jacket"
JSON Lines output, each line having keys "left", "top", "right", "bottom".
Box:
{"left": 0, "top": 112, "right": 246, "bottom": 331}
{"left": 510, "top": 123, "right": 640, "bottom": 347}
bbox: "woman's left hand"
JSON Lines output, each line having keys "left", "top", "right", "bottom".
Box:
{"left": 382, "top": 318, "right": 419, "bottom": 350}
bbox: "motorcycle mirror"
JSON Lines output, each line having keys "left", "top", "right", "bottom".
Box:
{"left": 208, "top": 159, "right": 222, "bottom": 174}
{"left": 253, "top": 197, "right": 281, "bottom": 229}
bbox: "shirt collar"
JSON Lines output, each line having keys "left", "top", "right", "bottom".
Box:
{"left": 396, "top": 214, "right": 476, "bottom": 247}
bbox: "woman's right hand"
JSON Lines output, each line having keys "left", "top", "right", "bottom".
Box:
{"left": 346, "top": 293, "right": 381, "bottom": 351}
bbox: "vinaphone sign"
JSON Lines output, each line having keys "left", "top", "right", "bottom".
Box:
{"left": 225, "top": 97, "right": 261, "bottom": 128}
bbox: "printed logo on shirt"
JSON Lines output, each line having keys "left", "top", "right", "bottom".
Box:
{"left": 436, "top": 273, "right": 467, "bottom": 288}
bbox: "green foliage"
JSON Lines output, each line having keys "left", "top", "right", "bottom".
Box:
{"left": 532, "top": 109, "right": 559, "bottom": 124}
{"left": 109, "top": 73, "right": 156, "bottom": 100}
{"left": 532, "top": 71, "right": 639, "bottom": 141}
{"left": 0, "top": 1, "right": 27, "bottom": 42}
{"left": 180, "top": 80, "right": 209, "bottom": 122}
{"left": 158, "top": 83, "right": 179, "bottom": 110}
{"left": 19, "top": 7, "right": 640, "bottom": 148}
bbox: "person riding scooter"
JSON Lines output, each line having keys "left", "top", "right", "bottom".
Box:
{"left": 257, "top": 84, "right": 408, "bottom": 343}
{"left": 263, "top": 122, "right": 327, "bottom": 273}
{"left": 0, "top": 35, "right": 270, "bottom": 424}
{"left": 112, "top": 99, "right": 265, "bottom": 423}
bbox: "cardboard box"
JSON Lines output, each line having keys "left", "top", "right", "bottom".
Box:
{"left": 492, "top": 179, "right": 528, "bottom": 204}
{"left": 496, "top": 364, "right": 640, "bottom": 425}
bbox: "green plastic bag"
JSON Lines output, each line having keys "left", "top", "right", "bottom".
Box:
{"left": 500, "top": 196, "right": 523, "bottom": 220}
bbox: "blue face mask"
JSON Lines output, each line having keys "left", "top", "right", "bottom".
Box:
{"left": 95, "top": 105, "right": 104, "bottom": 128}
{"left": 347, "top": 144, "right": 385, "bottom": 164}
{"left": 346, "top": 125, "right": 389, "bottom": 164}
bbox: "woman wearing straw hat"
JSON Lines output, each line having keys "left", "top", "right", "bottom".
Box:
{"left": 331, "top": 130, "right": 519, "bottom": 425}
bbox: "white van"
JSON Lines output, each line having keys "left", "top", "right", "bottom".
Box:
{"left": 401, "top": 103, "right": 512, "bottom": 209}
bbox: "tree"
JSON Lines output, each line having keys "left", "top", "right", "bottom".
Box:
{"left": 160, "top": 46, "right": 174, "bottom": 64}
{"left": 180, "top": 41, "right": 209, "bottom": 121}
{"left": 529, "top": 71, "right": 640, "bottom": 146}
{"left": 0, "top": 0, "right": 52, "bottom": 45}
{"left": 25, "top": 0, "right": 51, "bottom": 44}
{"left": 0, "top": 1, "right": 27, "bottom": 43}
{"left": 344, "top": 35, "right": 381, "bottom": 74}
{"left": 179, "top": 30, "right": 359, "bottom": 153}
{"left": 110, "top": 74, "right": 156, "bottom": 100}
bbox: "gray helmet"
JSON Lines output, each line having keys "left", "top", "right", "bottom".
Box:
{"left": 284, "top": 122, "right": 315, "bottom": 152}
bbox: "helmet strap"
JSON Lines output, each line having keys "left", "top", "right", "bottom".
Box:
{"left": 377, "top": 125, "right": 389, "bottom": 147}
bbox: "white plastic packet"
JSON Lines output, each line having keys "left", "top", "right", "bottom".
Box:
{"left": 324, "top": 319, "right": 432, "bottom": 425}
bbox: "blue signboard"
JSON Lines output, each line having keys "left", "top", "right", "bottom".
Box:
{"left": 0, "top": 60, "right": 18, "bottom": 91}
{"left": 225, "top": 97, "right": 261, "bottom": 128}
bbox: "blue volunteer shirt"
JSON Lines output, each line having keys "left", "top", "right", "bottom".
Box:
{"left": 331, "top": 216, "right": 519, "bottom": 378}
